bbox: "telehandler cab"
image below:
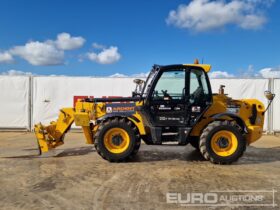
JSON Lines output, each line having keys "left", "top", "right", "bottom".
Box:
{"left": 34, "top": 61, "right": 275, "bottom": 164}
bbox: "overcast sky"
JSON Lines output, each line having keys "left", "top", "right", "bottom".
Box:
{"left": 0, "top": 0, "right": 280, "bottom": 78}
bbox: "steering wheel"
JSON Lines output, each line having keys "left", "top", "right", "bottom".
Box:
{"left": 161, "top": 90, "right": 172, "bottom": 100}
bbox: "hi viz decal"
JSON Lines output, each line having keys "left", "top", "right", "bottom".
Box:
{"left": 106, "top": 103, "right": 136, "bottom": 116}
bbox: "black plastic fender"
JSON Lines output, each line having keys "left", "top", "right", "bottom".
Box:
{"left": 96, "top": 114, "right": 140, "bottom": 124}
{"left": 211, "top": 112, "right": 248, "bottom": 133}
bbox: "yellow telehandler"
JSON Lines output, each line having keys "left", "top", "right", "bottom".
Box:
{"left": 34, "top": 61, "right": 275, "bottom": 164}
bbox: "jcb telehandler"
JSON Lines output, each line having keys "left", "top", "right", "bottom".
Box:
{"left": 34, "top": 61, "right": 275, "bottom": 164}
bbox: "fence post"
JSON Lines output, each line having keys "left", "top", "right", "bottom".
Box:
{"left": 30, "top": 76, "right": 34, "bottom": 132}
{"left": 27, "top": 76, "right": 32, "bottom": 131}
{"left": 267, "top": 78, "right": 274, "bottom": 134}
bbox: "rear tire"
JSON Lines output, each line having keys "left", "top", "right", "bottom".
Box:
{"left": 199, "top": 121, "right": 246, "bottom": 164}
{"left": 94, "top": 118, "right": 141, "bottom": 162}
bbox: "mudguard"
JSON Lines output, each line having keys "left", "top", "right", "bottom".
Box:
{"left": 211, "top": 112, "right": 248, "bottom": 133}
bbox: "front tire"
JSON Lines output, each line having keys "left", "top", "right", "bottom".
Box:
{"left": 199, "top": 121, "right": 246, "bottom": 164}
{"left": 94, "top": 118, "right": 141, "bottom": 162}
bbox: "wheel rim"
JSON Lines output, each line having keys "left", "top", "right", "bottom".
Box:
{"left": 210, "top": 130, "right": 238, "bottom": 157}
{"left": 104, "top": 128, "right": 130, "bottom": 154}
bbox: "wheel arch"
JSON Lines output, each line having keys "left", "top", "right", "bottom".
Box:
{"left": 96, "top": 114, "right": 145, "bottom": 135}
{"left": 211, "top": 112, "right": 248, "bottom": 134}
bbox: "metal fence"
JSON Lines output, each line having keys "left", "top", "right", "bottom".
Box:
{"left": 0, "top": 76, "right": 278, "bottom": 133}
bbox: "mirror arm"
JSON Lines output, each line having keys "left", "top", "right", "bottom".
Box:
{"left": 264, "top": 94, "right": 275, "bottom": 114}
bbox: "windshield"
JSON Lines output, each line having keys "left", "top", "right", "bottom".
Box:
{"left": 152, "top": 70, "right": 185, "bottom": 100}
{"left": 141, "top": 68, "right": 158, "bottom": 97}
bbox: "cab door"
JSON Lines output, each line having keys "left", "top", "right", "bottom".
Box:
{"left": 147, "top": 69, "right": 187, "bottom": 126}
{"left": 187, "top": 68, "right": 212, "bottom": 126}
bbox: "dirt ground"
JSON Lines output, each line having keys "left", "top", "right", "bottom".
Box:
{"left": 0, "top": 132, "right": 279, "bottom": 210}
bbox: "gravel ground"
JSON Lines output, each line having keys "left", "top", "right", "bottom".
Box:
{"left": 0, "top": 132, "right": 279, "bottom": 210}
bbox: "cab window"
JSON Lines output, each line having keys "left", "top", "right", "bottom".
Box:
{"left": 189, "top": 69, "right": 210, "bottom": 104}
{"left": 152, "top": 70, "right": 185, "bottom": 100}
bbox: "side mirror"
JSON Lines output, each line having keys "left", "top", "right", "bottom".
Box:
{"left": 133, "top": 79, "right": 145, "bottom": 85}
{"left": 264, "top": 91, "right": 276, "bottom": 113}
{"left": 132, "top": 79, "right": 145, "bottom": 97}
{"left": 264, "top": 91, "right": 275, "bottom": 101}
